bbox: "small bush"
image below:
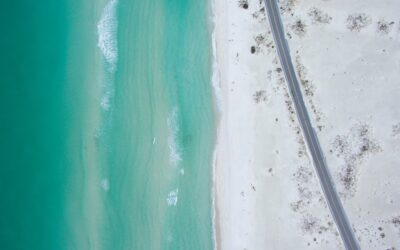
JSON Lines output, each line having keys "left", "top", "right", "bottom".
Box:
{"left": 346, "top": 13, "right": 371, "bottom": 31}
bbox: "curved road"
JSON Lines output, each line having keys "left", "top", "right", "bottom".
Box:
{"left": 263, "top": 0, "right": 360, "bottom": 249}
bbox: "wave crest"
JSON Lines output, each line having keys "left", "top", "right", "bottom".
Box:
{"left": 167, "top": 107, "right": 182, "bottom": 167}
{"left": 166, "top": 189, "right": 179, "bottom": 206}
{"left": 97, "top": 0, "right": 118, "bottom": 72}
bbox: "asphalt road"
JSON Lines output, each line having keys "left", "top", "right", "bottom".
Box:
{"left": 263, "top": 0, "right": 360, "bottom": 249}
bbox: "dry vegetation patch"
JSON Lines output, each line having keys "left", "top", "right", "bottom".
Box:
{"left": 376, "top": 19, "right": 395, "bottom": 35}
{"left": 252, "top": 7, "right": 266, "bottom": 22}
{"left": 295, "top": 56, "right": 315, "bottom": 97}
{"left": 278, "top": 0, "right": 297, "bottom": 15}
{"left": 295, "top": 55, "right": 324, "bottom": 125}
{"left": 291, "top": 19, "right": 307, "bottom": 37}
{"left": 253, "top": 32, "right": 274, "bottom": 54}
{"left": 331, "top": 123, "right": 382, "bottom": 197}
{"left": 238, "top": 0, "right": 249, "bottom": 9}
{"left": 346, "top": 13, "right": 372, "bottom": 32}
{"left": 253, "top": 90, "right": 268, "bottom": 103}
{"left": 308, "top": 7, "right": 332, "bottom": 24}
{"left": 392, "top": 216, "right": 400, "bottom": 228}
{"left": 300, "top": 214, "right": 332, "bottom": 235}
{"left": 392, "top": 123, "right": 400, "bottom": 137}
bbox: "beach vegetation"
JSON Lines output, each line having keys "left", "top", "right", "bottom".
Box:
{"left": 238, "top": 0, "right": 249, "bottom": 9}
{"left": 346, "top": 13, "right": 371, "bottom": 32}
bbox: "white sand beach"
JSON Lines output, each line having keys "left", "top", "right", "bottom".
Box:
{"left": 212, "top": 0, "right": 400, "bottom": 249}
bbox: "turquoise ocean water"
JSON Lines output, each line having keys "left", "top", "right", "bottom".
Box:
{"left": 0, "top": 0, "right": 215, "bottom": 249}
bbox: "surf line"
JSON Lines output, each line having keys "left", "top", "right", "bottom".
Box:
{"left": 97, "top": 0, "right": 119, "bottom": 112}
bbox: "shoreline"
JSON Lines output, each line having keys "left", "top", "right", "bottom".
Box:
{"left": 209, "top": 0, "right": 223, "bottom": 249}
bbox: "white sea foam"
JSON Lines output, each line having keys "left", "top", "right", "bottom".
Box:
{"left": 97, "top": 0, "right": 118, "bottom": 73}
{"left": 167, "top": 108, "right": 182, "bottom": 167}
{"left": 210, "top": 2, "right": 220, "bottom": 248}
{"left": 94, "top": 126, "right": 104, "bottom": 139}
{"left": 166, "top": 188, "right": 179, "bottom": 206}
{"left": 100, "top": 178, "right": 110, "bottom": 191}
{"left": 211, "top": 142, "right": 218, "bottom": 248}
{"left": 211, "top": 15, "right": 222, "bottom": 112}
{"left": 100, "top": 90, "right": 112, "bottom": 110}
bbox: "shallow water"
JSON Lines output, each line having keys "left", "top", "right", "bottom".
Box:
{"left": 0, "top": 0, "right": 215, "bottom": 249}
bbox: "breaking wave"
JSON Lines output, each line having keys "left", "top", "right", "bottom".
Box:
{"left": 211, "top": 19, "right": 222, "bottom": 112}
{"left": 100, "top": 178, "right": 110, "bottom": 191}
{"left": 97, "top": 0, "right": 118, "bottom": 73}
{"left": 211, "top": 2, "right": 220, "bottom": 248}
{"left": 100, "top": 89, "right": 113, "bottom": 111}
{"left": 167, "top": 108, "right": 182, "bottom": 167}
{"left": 166, "top": 188, "right": 179, "bottom": 206}
{"left": 97, "top": 0, "right": 118, "bottom": 111}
